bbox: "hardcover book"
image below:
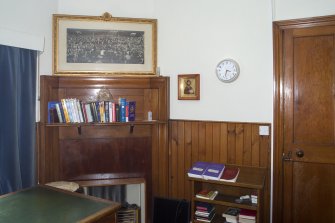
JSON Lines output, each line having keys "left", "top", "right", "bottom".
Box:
{"left": 239, "top": 209, "right": 257, "bottom": 220}
{"left": 222, "top": 207, "right": 240, "bottom": 222}
{"left": 220, "top": 166, "right": 240, "bottom": 183}
{"left": 47, "top": 101, "right": 59, "bottom": 123}
{"left": 119, "top": 98, "right": 127, "bottom": 122}
{"left": 128, "top": 101, "right": 136, "bottom": 121}
{"left": 195, "top": 202, "right": 214, "bottom": 212}
{"left": 195, "top": 212, "right": 215, "bottom": 223}
{"left": 188, "top": 161, "right": 209, "bottom": 178}
{"left": 195, "top": 189, "right": 218, "bottom": 200}
{"left": 202, "top": 163, "right": 225, "bottom": 180}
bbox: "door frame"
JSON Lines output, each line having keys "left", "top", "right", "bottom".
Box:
{"left": 273, "top": 14, "right": 335, "bottom": 223}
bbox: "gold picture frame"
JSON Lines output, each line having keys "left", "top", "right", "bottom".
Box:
{"left": 53, "top": 12, "right": 157, "bottom": 76}
{"left": 178, "top": 74, "right": 200, "bottom": 100}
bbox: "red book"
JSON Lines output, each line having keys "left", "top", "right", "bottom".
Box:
{"left": 239, "top": 209, "right": 256, "bottom": 220}
{"left": 219, "top": 166, "right": 240, "bottom": 182}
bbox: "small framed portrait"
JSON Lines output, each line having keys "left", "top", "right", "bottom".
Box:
{"left": 178, "top": 74, "right": 200, "bottom": 100}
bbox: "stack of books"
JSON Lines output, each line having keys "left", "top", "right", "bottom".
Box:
{"left": 196, "top": 189, "right": 219, "bottom": 200}
{"left": 187, "top": 161, "right": 225, "bottom": 180}
{"left": 195, "top": 202, "right": 216, "bottom": 223}
{"left": 222, "top": 207, "right": 240, "bottom": 223}
{"left": 251, "top": 193, "right": 258, "bottom": 205}
{"left": 238, "top": 209, "right": 257, "bottom": 223}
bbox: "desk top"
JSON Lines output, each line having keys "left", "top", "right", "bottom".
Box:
{"left": 0, "top": 185, "right": 120, "bottom": 223}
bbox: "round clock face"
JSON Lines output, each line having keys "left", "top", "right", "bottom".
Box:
{"left": 216, "top": 59, "right": 240, "bottom": 83}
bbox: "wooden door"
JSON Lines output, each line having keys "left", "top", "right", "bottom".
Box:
{"left": 273, "top": 16, "right": 335, "bottom": 223}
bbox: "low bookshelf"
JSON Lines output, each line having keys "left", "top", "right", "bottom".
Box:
{"left": 189, "top": 165, "right": 266, "bottom": 223}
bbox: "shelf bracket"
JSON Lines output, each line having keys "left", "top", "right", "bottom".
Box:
{"left": 129, "top": 124, "right": 134, "bottom": 134}
{"left": 77, "top": 126, "right": 82, "bottom": 135}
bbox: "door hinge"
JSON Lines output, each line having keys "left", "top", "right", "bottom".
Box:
{"left": 282, "top": 151, "right": 292, "bottom": 161}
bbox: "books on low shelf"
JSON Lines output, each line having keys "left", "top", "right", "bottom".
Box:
{"left": 202, "top": 163, "right": 225, "bottom": 180}
{"left": 220, "top": 166, "right": 240, "bottom": 183}
{"left": 188, "top": 161, "right": 209, "bottom": 178}
{"left": 195, "top": 202, "right": 215, "bottom": 213}
{"left": 195, "top": 202, "right": 216, "bottom": 223}
{"left": 222, "top": 207, "right": 240, "bottom": 223}
{"left": 196, "top": 189, "right": 219, "bottom": 200}
{"left": 238, "top": 209, "right": 256, "bottom": 223}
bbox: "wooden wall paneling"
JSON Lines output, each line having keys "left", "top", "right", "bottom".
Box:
{"left": 243, "top": 124, "right": 252, "bottom": 166}
{"left": 184, "top": 121, "right": 193, "bottom": 199}
{"left": 212, "top": 123, "right": 221, "bottom": 163}
{"left": 198, "top": 122, "right": 207, "bottom": 161}
{"left": 191, "top": 122, "right": 199, "bottom": 165}
{"left": 177, "top": 121, "right": 185, "bottom": 198}
{"left": 151, "top": 124, "right": 159, "bottom": 196}
{"left": 157, "top": 123, "right": 169, "bottom": 196}
{"left": 205, "top": 123, "right": 213, "bottom": 161}
{"left": 219, "top": 123, "right": 228, "bottom": 162}
{"left": 169, "top": 121, "right": 179, "bottom": 197}
{"left": 227, "top": 123, "right": 236, "bottom": 163}
{"left": 251, "top": 124, "right": 260, "bottom": 167}
{"left": 235, "top": 123, "right": 244, "bottom": 165}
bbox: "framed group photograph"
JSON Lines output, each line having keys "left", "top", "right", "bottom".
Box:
{"left": 53, "top": 12, "right": 157, "bottom": 76}
{"left": 178, "top": 74, "right": 200, "bottom": 100}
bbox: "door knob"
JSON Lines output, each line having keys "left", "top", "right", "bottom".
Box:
{"left": 296, "top": 150, "right": 304, "bottom": 158}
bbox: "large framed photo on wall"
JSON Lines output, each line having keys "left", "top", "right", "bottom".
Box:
{"left": 53, "top": 12, "right": 157, "bottom": 76}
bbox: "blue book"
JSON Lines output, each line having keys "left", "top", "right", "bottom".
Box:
{"left": 119, "top": 98, "right": 126, "bottom": 122}
{"left": 128, "top": 101, "right": 136, "bottom": 121}
{"left": 202, "top": 163, "right": 225, "bottom": 180}
{"left": 47, "top": 101, "right": 59, "bottom": 123}
{"left": 188, "top": 161, "right": 209, "bottom": 178}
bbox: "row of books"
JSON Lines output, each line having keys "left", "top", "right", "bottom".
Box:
{"left": 47, "top": 98, "right": 136, "bottom": 123}
{"left": 188, "top": 161, "right": 240, "bottom": 182}
{"left": 222, "top": 207, "right": 257, "bottom": 223}
{"left": 195, "top": 202, "right": 216, "bottom": 222}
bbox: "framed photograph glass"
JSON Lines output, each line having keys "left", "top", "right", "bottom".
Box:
{"left": 53, "top": 13, "right": 157, "bottom": 76}
{"left": 178, "top": 74, "right": 200, "bottom": 100}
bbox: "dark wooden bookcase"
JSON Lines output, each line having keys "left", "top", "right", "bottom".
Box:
{"left": 189, "top": 166, "right": 266, "bottom": 223}
{"left": 37, "top": 75, "right": 169, "bottom": 223}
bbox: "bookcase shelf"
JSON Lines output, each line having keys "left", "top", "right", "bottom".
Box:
{"left": 37, "top": 75, "right": 169, "bottom": 223}
{"left": 190, "top": 166, "right": 266, "bottom": 223}
{"left": 44, "top": 120, "right": 167, "bottom": 127}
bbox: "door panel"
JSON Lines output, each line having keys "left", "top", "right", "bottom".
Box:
{"left": 293, "top": 35, "right": 334, "bottom": 145}
{"left": 274, "top": 15, "right": 335, "bottom": 223}
{"left": 293, "top": 162, "right": 335, "bottom": 222}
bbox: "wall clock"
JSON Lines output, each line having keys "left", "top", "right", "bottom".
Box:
{"left": 216, "top": 59, "right": 240, "bottom": 83}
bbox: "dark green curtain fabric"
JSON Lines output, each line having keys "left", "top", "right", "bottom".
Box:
{"left": 0, "top": 44, "right": 37, "bottom": 195}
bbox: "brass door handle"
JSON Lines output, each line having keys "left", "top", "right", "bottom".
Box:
{"left": 296, "top": 150, "right": 304, "bottom": 158}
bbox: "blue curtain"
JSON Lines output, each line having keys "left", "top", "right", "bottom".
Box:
{"left": 0, "top": 44, "right": 37, "bottom": 195}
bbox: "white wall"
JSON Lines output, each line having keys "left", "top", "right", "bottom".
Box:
{"left": 155, "top": 0, "right": 273, "bottom": 122}
{"left": 0, "top": 0, "right": 56, "bottom": 75}
{"left": 273, "top": 0, "right": 335, "bottom": 20}
{"left": 56, "top": 0, "right": 273, "bottom": 123}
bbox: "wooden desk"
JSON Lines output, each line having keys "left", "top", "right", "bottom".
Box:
{"left": 0, "top": 185, "right": 120, "bottom": 223}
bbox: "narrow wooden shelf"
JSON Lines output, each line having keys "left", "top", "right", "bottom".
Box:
{"left": 74, "top": 178, "right": 146, "bottom": 187}
{"left": 44, "top": 120, "right": 167, "bottom": 127}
